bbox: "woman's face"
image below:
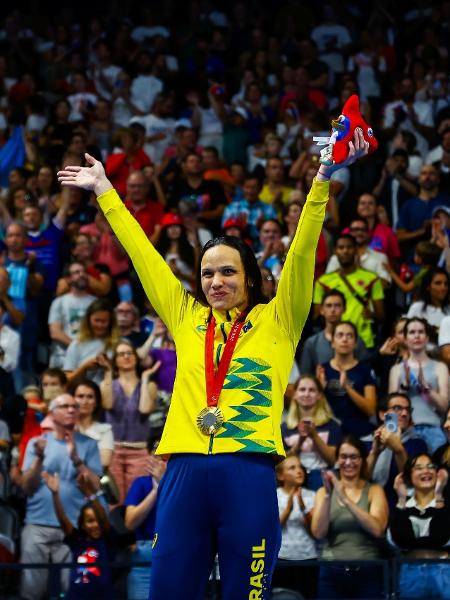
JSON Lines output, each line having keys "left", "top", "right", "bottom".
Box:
{"left": 166, "top": 224, "right": 182, "bottom": 240}
{"left": 74, "top": 384, "right": 97, "bottom": 419}
{"left": 294, "top": 377, "right": 320, "bottom": 411}
{"left": 13, "top": 189, "right": 27, "bottom": 211}
{"left": 115, "top": 343, "right": 137, "bottom": 371}
{"left": 429, "top": 273, "right": 449, "bottom": 305}
{"left": 405, "top": 321, "right": 428, "bottom": 351}
{"left": 37, "top": 167, "right": 53, "bottom": 190}
{"left": 357, "top": 194, "right": 377, "bottom": 219}
{"left": 201, "top": 245, "right": 248, "bottom": 312}
{"left": 394, "top": 319, "right": 407, "bottom": 345}
{"left": 332, "top": 324, "right": 356, "bottom": 355}
{"left": 56, "top": 101, "right": 70, "bottom": 121}
{"left": 338, "top": 443, "right": 362, "bottom": 480}
{"left": 410, "top": 455, "right": 437, "bottom": 492}
{"left": 89, "top": 310, "right": 111, "bottom": 338}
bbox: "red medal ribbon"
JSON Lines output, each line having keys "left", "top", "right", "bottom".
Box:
{"left": 205, "top": 311, "right": 247, "bottom": 407}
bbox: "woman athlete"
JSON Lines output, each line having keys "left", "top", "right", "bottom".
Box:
{"left": 58, "top": 130, "right": 368, "bottom": 600}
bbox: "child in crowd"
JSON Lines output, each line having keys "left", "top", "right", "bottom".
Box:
{"left": 272, "top": 455, "right": 318, "bottom": 598}
{"left": 43, "top": 471, "right": 117, "bottom": 599}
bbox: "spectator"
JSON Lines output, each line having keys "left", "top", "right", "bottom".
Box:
{"left": 115, "top": 301, "right": 147, "bottom": 348}
{"left": 0, "top": 266, "right": 25, "bottom": 327}
{"left": 131, "top": 93, "right": 175, "bottom": 166}
{"left": 105, "top": 127, "right": 152, "bottom": 197}
{"left": 259, "top": 156, "right": 294, "bottom": 208}
{"left": 56, "top": 233, "right": 112, "bottom": 298}
{"left": 282, "top": 374, "right": 342, "bottom": 490}
{"left": 256, "top": 219, "right": 285, "bottom": 280}
{"left": 63, "top": 298, "right": 119, "bottom": 384}
{"left": 71, "top": 378, "right": 113, "bottom": 470}
{"left": 300, "top": 290, "right": 369, "bottom": 375}
{"left": 365, "top": 392, "right": 427, "bottom": 507}
{"left": 48, "top": 262, "right": 96, "bottom": 368}
{"left": 124, "top": 434, "right": 167, "bottom": 600}
{"left": 123, "top": 170, "right": 164, "bottom": 238}
{"left": 406, "top": 267, "right": 450, "bottom": 329}
{"left": 100, "top": 340, "right": 158, "bottom": 502}
{"left": 43, "top": 470, "right": 116, "bottom": 600}
{"left": 313, "top": 233, "right": 385, "bottom": 349}
{"left": 0, "top": 298, "right": 20, "bottom": 374}
{"left": 20, "top": 393, "right": 101, "bottom": 600}
{"left": 372, "top": 150, "right": 418, "bottom": 227}
{"left": 385, "top": 241, "right": 441, "bottom": 298}
{"left": 374, "top": 318, "right": 409, "bottom": 396}
{"left": 129, "top": 51, "right": 164, "bottom": 115}
{"left": 168, "top": 152, "right": 227, "bottom": 234}
{"left": 317, "top": 320, "right": 377, "bottom": 437}
{"left": 154, "top": 213, "right": 198, "bottom": 291}
{"left": 326, "top": 217, "right": 391, "bottom": 286}
{"left": 311, "top": 435, "right": 388, "bottom": 600}
{"left": 273, "top": 455, "right": 318, "bottom": 598}
{"left": 390, "top": 455, "right": 450, "bottom": 599}
{"left": 396, "top": 164, "right": 450, "bottom": 263}
{"left": 439, "top": 314, "right": 450, "bottom": 368}
{"left": 389, "top": 317, "right": 449, "bottom": 452}
{"left": 221, "top": 175, "right": 277, "bottom": 249}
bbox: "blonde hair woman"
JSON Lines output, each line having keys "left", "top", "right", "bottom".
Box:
{"left": 282, "top": 374, "right": 342, "bottom": 490}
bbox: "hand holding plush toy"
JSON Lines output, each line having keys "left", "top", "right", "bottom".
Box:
{"left": 313, "top": 95, "right": 377, "bottom": 166}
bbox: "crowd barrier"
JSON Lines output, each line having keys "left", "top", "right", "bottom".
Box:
{"left": 0, "top": 557, "right": 449, "bottom": 599}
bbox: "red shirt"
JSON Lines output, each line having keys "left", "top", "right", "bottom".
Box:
{"left": 105, "top": 149, "right": 152, "bottom": 197}
{"left": 124, "top": 199, "right": 164, "bottom": 237}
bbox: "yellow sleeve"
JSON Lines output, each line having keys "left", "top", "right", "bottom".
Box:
{"left": 274, "top": 178, "right": 329, "bottom": 342}
{"left": 97, "top": 189, "right": 189, "bottom": 334}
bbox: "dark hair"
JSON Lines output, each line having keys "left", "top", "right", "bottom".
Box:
{"left": 155, "top": 223, "right": 196, "bottom": 271}
{"left": 415, "top": 241, "right": 442, "bottom": 267}
{"left": 69, "top": 378, "right": 102, "bottom": 420}
{"left": 194, "top": 236, "right": 265, "bottom": 311}
{"left": 41, "top": 368, "right": 67, "bottom": 387}
{"left": 403, "top": 453, "right": 434, "bottom": 487}
{"left": 111, "top": 339, "right": 141, "bottom": 377}
{"left": 336, "top": 435, "right": 368, "bottom": 479}
{"left": 377, "top": 392, "right": 411, "bottom": 416}
{"left": 332, "top": 320, "right": 358, "bottom": 339}
{"left": 322, "top": 289, "right": 346, "bottom": 309}
{"left": 203, "top": 146, "right": 219, "bottom": 159}
{"left": 403, "top": 317, "right": 432, "bottom": 338}
{"left": 335, "top": 233, "right": 357, "bottom": 247}
{"left": 419, "top": 267, "right": 450, "bottom": 310}
{"left": 78, "top": 501, "right": 109, "bottom": 536}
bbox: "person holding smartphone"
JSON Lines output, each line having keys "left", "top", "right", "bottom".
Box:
{"left": 365, "top": 392, "right": 427, "bottom": 508}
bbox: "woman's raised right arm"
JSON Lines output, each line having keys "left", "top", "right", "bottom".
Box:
{"left": 58, "top": 154, "right": 187, "bottom": 332}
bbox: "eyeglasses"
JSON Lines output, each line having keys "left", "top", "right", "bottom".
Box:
{"left": 389, "top": 404, "right": 411, "bottom": 414}
{"left": 338, "top": 453, "right": 361, "bottom": 462}
{"left": 412, "top": 463, "right": 437, "bottom": 471}
{"left": 55, "top": 404, "right": 79, "bottom": 410}
{"left": 116, "top": 351, "right": 134, "bottom": 357}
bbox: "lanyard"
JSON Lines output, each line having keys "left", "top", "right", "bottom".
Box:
{"left": 204, "top": 311, "right": 247, "bottom": 407}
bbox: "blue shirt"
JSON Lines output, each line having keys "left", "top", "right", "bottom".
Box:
{"left": 26, "top": 221, "right": 64, "bottom": 291}
{"left": 124, "top": 476, "right": 156, "bottom": 540}
{"left": 221, "top": 199, "right": 277, "bottom": 248}
{"left": 397, "top": 194, "right": 450, "bottom": 232}
{"left": 23, "top": 432, "right": 102, "bottom": 527}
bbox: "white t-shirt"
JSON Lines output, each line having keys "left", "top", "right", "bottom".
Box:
{"left": 277, "top": 487, "right": 317, "bottom": 560}
{"left": 79, "top": 421, "right": 114, "bottom": 452}
{"left": 130, "top": 74, "right": 163, "bottom": 113}
{"left": 310, "top": 23, "right": 351, "bottom": 74}
{"left": 92, "top": 64, "right": 122, "bottom": 101}
{"left": 0, "top": 324, "right": 20, "bottom": 372}
{"left": 131, "top": 26, "right": 170, "bottom": 42}
{"left": 130, "top": 114, "right": 175, "bottom": 165}
{"left": 326, "top": 247, "right": 391, "bottom": 283}
{"left": 67, "top": 93, "right": 98, "bottom": 122}
{"left": 406, "top": 301, "right": 450, "bottom": 329}
{"left": 383, "top": 100, "right": 434, "bottom": 158}
{"left": 438, "top": 315, "right": 450, "bottom": 346}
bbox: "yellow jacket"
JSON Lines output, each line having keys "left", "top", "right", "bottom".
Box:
{"left": 97, "top": 178, "right": 329, "bottom": 456}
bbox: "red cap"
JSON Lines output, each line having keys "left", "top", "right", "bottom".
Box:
{"left": 222, "top": 217, "right": 244, "bottom": 231}
{"left": 160, "top": 213, "right": 184, "bottom": 228}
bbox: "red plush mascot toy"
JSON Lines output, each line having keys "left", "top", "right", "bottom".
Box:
{"left": 313, "top": 95, "right": 378, "bottom": 165}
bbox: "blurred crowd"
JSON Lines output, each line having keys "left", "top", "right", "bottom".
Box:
{"left": 1, "top": 0, "right": 450, "bottom": 598}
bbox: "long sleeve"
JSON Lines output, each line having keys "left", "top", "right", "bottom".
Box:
{"left": 274, "top": 178, "right": 329, "bottom": 342}
{"left": 97, "top": 189, "right": 190, "bottom": 335}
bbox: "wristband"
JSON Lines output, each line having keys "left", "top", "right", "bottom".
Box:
{"left": 317, "top": 170, "right": 331, "bottom": 181}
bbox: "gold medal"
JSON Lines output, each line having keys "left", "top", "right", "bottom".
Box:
{"left": 197, "top": 407, "right": 224, "bottom": 436}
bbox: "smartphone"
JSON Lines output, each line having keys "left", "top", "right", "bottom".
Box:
{"left": 384, "top": 412, "right": 398, "bottom": 433}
